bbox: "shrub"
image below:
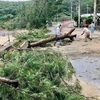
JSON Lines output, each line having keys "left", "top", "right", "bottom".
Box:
{"left": 86, "top": 16, "right": 93, "bottom": 24}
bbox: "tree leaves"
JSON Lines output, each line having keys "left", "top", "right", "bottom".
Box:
{"left": 0, "top": 49, "right": 84, "bottom": 100}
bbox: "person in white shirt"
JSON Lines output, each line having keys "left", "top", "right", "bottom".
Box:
{"left": 81, "top": 26, "right": 92, "bottom": 42}
{"left": 54, "top": 24, "right": 62, "bottom": 45}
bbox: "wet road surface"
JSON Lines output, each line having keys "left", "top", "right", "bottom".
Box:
{"left": 70, "top": 56, "right": 100, "bottom": 90}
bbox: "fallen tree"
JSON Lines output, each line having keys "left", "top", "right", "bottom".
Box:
{"left": 29, "top": 28, "right": 76, "bottom": 47}
{"left": 0, "top": 77, "right": 19, "bottom": 88}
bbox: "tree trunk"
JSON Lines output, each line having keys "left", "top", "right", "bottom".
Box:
{"left": 93, "top": 0, "right": 97, "bottom": 24}
{"left": 78, "top": 0, "right": 80, "bottom": 27}
{"left": 29, "top": 28, "right": 76, "bottom": 47}
{"left": 0, "top": 77, "right": 19, "bottom": 88}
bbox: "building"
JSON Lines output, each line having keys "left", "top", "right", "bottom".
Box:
{"left": 81, "top": 13, "right": 100, "bottom": 29}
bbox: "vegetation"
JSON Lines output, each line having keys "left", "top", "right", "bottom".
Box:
{"left": 15, "top": 29, "right": 50, "bottom": 43}
{"left": 0, "top": 1, "right": 20, "bottom": 29}
{"left": 0, "top": 0, "right": 98, "bottom": 29}
{"left": 0, "top": 49, "right": 83, "bottom": 100}
{"left": 0, "top": 23, "right": 84, "bottom": 99}
{"left": 0, "top": 0, "right": 99, "bottom": 99}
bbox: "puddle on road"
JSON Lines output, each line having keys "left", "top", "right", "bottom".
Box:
{"left": 70, "top": 56, "right": 100, "bottom": 90}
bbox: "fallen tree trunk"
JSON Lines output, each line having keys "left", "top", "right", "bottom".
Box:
{"left": 29, "top": 28, "right": 76, "bottom": 47}
{"left": 0, "top": 77, "right": 19, "bottom": 88}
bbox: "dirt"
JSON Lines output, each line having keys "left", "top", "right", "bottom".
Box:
{"left": 0, "top": 29, "right": 28, "bottom": 46}
{"left": 50, "top": 27, "right": 100, "bottom": 99}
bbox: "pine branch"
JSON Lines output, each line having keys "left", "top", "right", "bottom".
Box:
{"left": 0, "top": 77, "right": 19, "bottom": 88}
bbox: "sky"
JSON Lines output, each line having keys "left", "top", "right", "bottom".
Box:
{"left": 0, "top": 0, "right": 30, "bottom": 2}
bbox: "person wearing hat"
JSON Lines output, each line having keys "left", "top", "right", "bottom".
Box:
{"left": 54, "top": 24, "right": 62, "bottom": 46}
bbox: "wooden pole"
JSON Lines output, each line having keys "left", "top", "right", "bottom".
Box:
{"left": 78, "top": 0, "right": 80, "bottom": 27}
{"left": 93, "top": 0, "right": 97, "bottom": 24}
{"left": 8, "top": 33, "right": 11, "bottom": 45}
{"left": 71, "top": 0, "right": 73, "bottom": 20}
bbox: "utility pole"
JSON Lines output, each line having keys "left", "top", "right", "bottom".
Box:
{"left": 76, "top": 4, "right": 78, "bottom": 16}
{"left": 78, "top": 0, "right": 80, "bottom": 27}
{"left": 71, "top": 0, "right": 73, "bottom": 20}
{"left": 87, "top": 4, "right": 88, "bottom": 14}
{"left": 93, "top": 0, "right": 97, "bottom": 24}
{"left": 56, "top": 0, "right": 58, "bottom": 22}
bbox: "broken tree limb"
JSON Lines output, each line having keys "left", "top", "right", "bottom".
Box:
{"left": 29, "top": 28, "right": 76, "bottom": 47}
{"left": 0, "top": 77, "right": 19, "bottom": 88}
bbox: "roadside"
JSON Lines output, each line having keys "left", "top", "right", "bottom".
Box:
{"left": 0, "top": 29, "right": 28, "bottom": 46}
{"left": 51, "top": 26, "right": 100, "bottom": 99}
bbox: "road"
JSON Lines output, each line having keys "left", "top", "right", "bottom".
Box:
{"left": 48, "top": 22, "right": 100, "bottom": 99}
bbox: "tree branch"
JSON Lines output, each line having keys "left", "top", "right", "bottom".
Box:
{"left": 0, "top": 77, "right": 19, "bottom": 88}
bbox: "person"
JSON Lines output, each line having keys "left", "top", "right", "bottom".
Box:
{"left": 89, "top": 21, "right": 95, "bottom": 38}
{"left": 54, "top": 23, "right": 62, "bottom": 46}
{"left": 81, "top": 26, "right": 92, "bottom": 42}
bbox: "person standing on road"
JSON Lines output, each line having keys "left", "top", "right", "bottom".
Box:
{"left": 81, "top": 26, "right": 92, "bottom": 42}
{"left": 89, "top": 21, "right": 95, "bottom": 38}
{"left": 54, "top": 24, "right": 62, "bottom": 46}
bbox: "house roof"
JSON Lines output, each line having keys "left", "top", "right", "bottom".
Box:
{"left": 81, "top": 13, "right": 100, "bottom": 18}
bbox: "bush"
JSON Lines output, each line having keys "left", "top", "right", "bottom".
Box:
{"left": 86, "top": 16, "right": 93, "bottom": 24}
{"left": 26, "top": 22, "right": 31, "bottom": 30}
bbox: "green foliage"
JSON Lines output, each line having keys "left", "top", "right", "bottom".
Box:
{"left": 0, "top": 1, "right": 20, "bottom": 29}
{"left": 74, "top": 16, "right": 82, "bottom": 26}
{"left": 3, "top": 22, "right": 15, "bottom": 30}
{"left": 14, "top": 0, "right": 64, "bottom": 28}
{"left": 26, "top": 22, "right": 31, "bottom": 30}
{"left": 0, "top": 49, "right": 84, "bottom": 100}
{"left": 0, "top": 14, "right": 13, "bottom": 21}
{"left": 0, "top": 0, "right": 95, "bottom": 29}
{"left": 86, "top": 16, "right": 93, "bottom": 24}
{"left": 16, "top": 29, "right": 50, "bottom": 43}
